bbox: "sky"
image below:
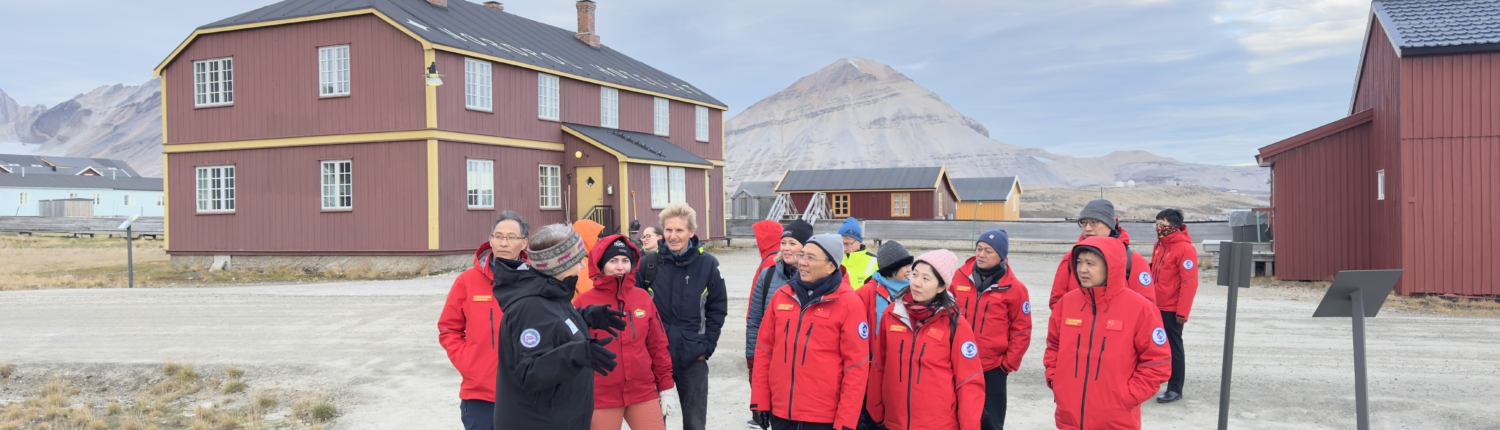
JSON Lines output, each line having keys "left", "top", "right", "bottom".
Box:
{"left": 0, "top": 0, "right": 1373, "bottom": 166}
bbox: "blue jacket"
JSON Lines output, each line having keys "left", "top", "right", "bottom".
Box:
{"left": 640, "top": 237, "right": 729, "bottom": 370}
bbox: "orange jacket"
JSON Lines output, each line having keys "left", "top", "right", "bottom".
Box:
{"left": 1150, "top": 227, "right": 1200, "bottom": 320}
{"left": 751, "top": 269, "right": 869, "bottom": 429}
{"left": 950, "top": 257, "right": 1032, "bottom": 373}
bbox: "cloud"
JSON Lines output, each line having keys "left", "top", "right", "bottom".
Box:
{"left": 1214, "top": 0, "right": 1368, "bottom": 71}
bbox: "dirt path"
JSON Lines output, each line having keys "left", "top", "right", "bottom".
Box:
{"left": 2, "top": 247, "right": 1497, "bottom": 429}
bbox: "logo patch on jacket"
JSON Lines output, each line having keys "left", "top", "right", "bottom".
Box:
{"left": 1153, "top": 327, "right": 1168, "bottom": 345}
{"left": 776, "top": 303, "right": 794, "bottom": 311}
{"left": 926, "top": 328, "right": 945, "bottom": 341}
{"left": 814, "top": 307, "right": 830, "bottom": 318}
{"left": 520, "top": 328, "right": 541, "bottom": 348}
{"left": 1139, "top": 272, "right": 1152, "bottom": 286}
{"left": 961, "top": 341, "right": 978, "bottom": 359}
{"left": 1184, "top": 260, "right": 1195, "bottom": 270}
{"left": 890, "top": 325, "right": 907, "bottom": 333}
{"left": 473, "top": 295, "right": 493, "bottom": 302}
{"left": 1106, "top": 320, "right": 1123, "bottom": 331}
{"left": 634, "top": 309, "right": 646, "bottom": 319}
{"left": 1065, "top": 318, "right": 1083, "bottom": 327}
{"left": 1022, "top": 301, "right": 1031, "bottom": 315}
{"left": 955, "top": 285, "right": 972, "bottom": 292}
{"left": 858, "top": 322, "right": 869, "bottom": 339}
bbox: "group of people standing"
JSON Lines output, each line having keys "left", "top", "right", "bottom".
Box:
{"left": 436, "top": 197, "right": 1200, "bottom": 430}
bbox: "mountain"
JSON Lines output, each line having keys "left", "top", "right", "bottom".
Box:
{"left": 0, "top": 80, "right": 163, "bottom": 177}
{"left": 726, "top": 58, "right": 1268, "bottom": 192}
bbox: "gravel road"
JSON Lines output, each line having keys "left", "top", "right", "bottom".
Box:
{"left": 2, "top": 246, "right": 1497, "bottom": 429}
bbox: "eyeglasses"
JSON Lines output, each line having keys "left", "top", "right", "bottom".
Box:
{"left": 1078, "top": 219, "right": 1106, "bottom": 228}
{"left": 794, "top": 253, "right": 830, "bottom": 263}
{"left": 491, "top": 235, "right": 526, "bottom": 243}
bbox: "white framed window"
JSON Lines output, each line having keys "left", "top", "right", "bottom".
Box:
{"left": 1377, "top": 169, "right": 1385, "bottom": 201}
{"left": 651, "top": 165, "right": 687, "bottom": 208}
{"left": 318, "top": 45, "right": 350, "bottom": 97}
{"left": 600, "top": 86, "right": 619, "bottom": 129}
{"left": 465, "top": 58, "right": 492, "bottom": 111}
{"left": 695, "top": 105, "right": 709, "bottom": 142}
{"left": 124, "top": 195, "right": 134, "bottom": 206}
{"left": 193, "top": 57, "right": 234, "bottom": 107}
{"left": 93, "top": 194, "right": 101, "bottom": 205}
{"left": 320, "top": 160, "right": 353, "bottom": 210}
{"left": 156, "top": 195, "right": 164, "bottom": 206}
{"left": 195, "top": 165, "right": 235, "bottom": 213}
{"left": 18, "top": 192, "right": 28, "bottom": 206}
{"left": 538, "top": 73, "right": 560, "bottom": 121}
{"left": 468, "top": 159, "right": 495, "bottom": 208}
{"left": 653, "top": 97, "right": 670, "bottom": 136}
{"left": 69, "top": 193, "right": 79, "bottom": 199}
{"left": 539, "top": 164, "right": 561, "bottom": 209}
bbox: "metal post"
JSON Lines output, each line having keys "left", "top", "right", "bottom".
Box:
{"left": 126, "top": 225, "right": 135, "bottom": 289}
{"left": 1351, "top": 291, "right": 1369, "bottom": 430}
{"left": 1218, "top": 276, "right": 1238, "bottom": 430}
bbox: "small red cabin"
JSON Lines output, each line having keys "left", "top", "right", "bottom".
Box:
{"left": 774, "top": 166, "right": 959, "bottom": 221}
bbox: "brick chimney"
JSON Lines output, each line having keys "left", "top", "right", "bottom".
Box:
{"left": 484, "top": 1, "right": 503, "bottom": 11}
{"left": 426, "top": 0, "right": 447, "bottom": 7}
{"left": 574, "top": 0, "right": 600, "bottom": 48}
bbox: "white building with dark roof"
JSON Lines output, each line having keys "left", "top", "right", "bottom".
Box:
{"left": 0, "top": 155, "right": 163, "bottom": 217}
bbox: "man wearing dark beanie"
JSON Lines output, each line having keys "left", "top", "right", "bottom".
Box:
{"left": 950, "top": 230, "right": 1032, "bottom": 430}
{"left": 1048, "top": 199, "right": 1156, "bottom": 310}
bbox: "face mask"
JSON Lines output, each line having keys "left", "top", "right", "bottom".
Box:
{"left": 1157, "top": 224, "right": 1179, "bottom": 239}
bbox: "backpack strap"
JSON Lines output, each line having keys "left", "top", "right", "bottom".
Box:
{"left": 1125, "top": 249, "right": 1136, "bottom": 280}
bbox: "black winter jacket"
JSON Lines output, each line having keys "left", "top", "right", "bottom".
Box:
{"left": 492, "top": 259, "right": 593, "bottom": 430}
{"left": 640, "top": 237, "right": 729, "bottom": 370}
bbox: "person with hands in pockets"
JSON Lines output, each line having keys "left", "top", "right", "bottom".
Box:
{"left": 948, "top": 230, "right": 1031, "bottom": 430}
{"left": 750, "top": 233, "right": 870, "bottom": 430}
{"left": 866, "top": 249, "right": 986, "bottom": 430}
{"left": 575, "top": 235, "right": 677, "bottom": 430}
{"left": 1044, "top": 236, "right": 1171, "bottom": 430}
{"left": 493, "top": 224, "right": 628, "bottom": 430}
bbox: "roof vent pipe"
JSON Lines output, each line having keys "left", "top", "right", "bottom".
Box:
{"left": 484, "top": 1, "right": 503, "bottom": 11}
{"left": 427, "top": 0, "right": 447, "bottom": 7}
{"left": 574, "top": 0, "right": 600, "bottom": 48}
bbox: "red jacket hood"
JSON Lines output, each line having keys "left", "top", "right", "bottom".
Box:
{"left": 473, "top": 242, "right": 528, "bottom": 282}
{"left": 588, "top": 234, "right": 642, "bottom": 297}
{"left": 1160, "top": 224, "right": 1193, "bottom": 245}
{"left": 752, "top": 220, "right": 784, "bottom": 262}
{"left": 1071, "top": 236, "right": 1128, "bottom": 302}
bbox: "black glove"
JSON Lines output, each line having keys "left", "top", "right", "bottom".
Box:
{"left": 580, "top": 305, "right": 629, "bottom": 336}
{"left": 588, "top": 336, "right": 618, "bottom": 375}
{"left": 753, "top": 411, "right": 771, "bottom": 429}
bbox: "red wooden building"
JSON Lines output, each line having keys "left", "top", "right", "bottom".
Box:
{"left": 1256, "top": 0, "right": 1500, "bottom": 295}
{"left": 154, "top": 0, "right": 726, "bottom": 268}
{"left": 774, "top": 167, "right": 959, "bottom": 221}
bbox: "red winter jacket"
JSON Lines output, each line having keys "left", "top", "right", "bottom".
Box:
{"left": 1150, "top": 226, "right": 1200, "bottom": 321}
{"left": 950, "top": 257, "right": 1032, "bottom": 373}
{"left": 747, "top": 220, "right": 783, "bottom": 319}
{"left": 751, "top": 269, "right": 870, "bottom": 429}
{"left": 1050, "top": 225, "right": 1156, "bottom": 310}
{"left": 856, "top": 278, "right": 896, "bottom": 354}
{"left": 1044, "top": 237, "right": 1172, "bottom": 430}
{"left": 574, "top": 235, "right": 675, "bottom": 409}
{"left": 437, "top": 243, "right": 509, "bottom": 402}
{"left": 866, "top": 295, "right": 986, "bottom": 430}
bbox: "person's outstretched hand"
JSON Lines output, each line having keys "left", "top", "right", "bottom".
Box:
{"left": 588, "top": 336, "right": 618, "bottom": 375}
{"left": 580, "top": 305, "right": 629, "bottom": 336}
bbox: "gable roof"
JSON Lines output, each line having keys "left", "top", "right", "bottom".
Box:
{"left": 1257, "top": 109, "right": 1375, "bottom": 165}
{"left": 163, "top": 0, "right": 723, "bottom": 108}
{"left": 0, "top": 175, "right": 163, "bottom": 192}
{"left": 0, "top": 154, "right": 143, "bottom": 178}
{"left": 732, "top": 181, "right": 777, "bottom": 198}
{"left": 562, "top": 123, "right": 712, "bottom": 169}
{"left": 775, "top": 167, "right": 948, "bottom": 193}
{"left": 952, "top": 177, "right": 1019, "bottom": 202}
{"left": 1374, "top": 0, "right": 1500, "bottom": 56}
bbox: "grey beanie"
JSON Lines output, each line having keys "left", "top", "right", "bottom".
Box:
{"left": 806, "top": 233, "right": 845, "bottom": 267}
{"left": 876, "top": 240, "right": 913, "bottom": 274}
{"left": 1079, "top": 199, "right": 1118, "bottom": 231}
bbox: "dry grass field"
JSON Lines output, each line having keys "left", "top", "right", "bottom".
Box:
{"left": 1023, "top": 184, "right": 1269, "bottom": 220}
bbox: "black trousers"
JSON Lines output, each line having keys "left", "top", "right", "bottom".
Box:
{"left": 1161, "top": 311, "right": 1187, "bottom": 394}
{"left": 771, "top": 416, "right": 836, "bottom": 430}
{"left": 980, "top": 368, "right": 1008, "bottom": 430}
{"left": 460, "top": 399, "right": 495, "bottom": 430}
{"left": 675, "top": 359, "right": 710, "bottom": 430}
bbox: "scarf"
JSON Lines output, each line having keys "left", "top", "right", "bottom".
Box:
{"left": 972, "top": 262, "right": 1006, "bottom": 291}
{"left": 870, "top": 271, "right": 910, "bottom": 326}
{"left": 904, "top": 290, "right": 936, "bottom": 326}
{"left": 1157, "top": 224, "right": 1180, "bottom": 239}
{"left": 789, "top": 270, "right": 842, "bottom": 307}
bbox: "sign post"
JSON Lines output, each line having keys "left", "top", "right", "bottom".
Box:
{"left": 1312, "top": 270, "right": 1402, "bottom": 430}
{"left": 118, "top": 216, "right": 139, "bottom": 289}
{"left": 1215, "top": 241, "right": 1252, "bottom": 430}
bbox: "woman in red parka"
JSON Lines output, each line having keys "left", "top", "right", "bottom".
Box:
{"left": 574, "top": 234, "right": 674, "bottom": 430}
{"left": 868, "top": 249, "right": 986, "bottom": 430}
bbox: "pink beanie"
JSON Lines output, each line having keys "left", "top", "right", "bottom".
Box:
{"left": 914, "top": 249, "right": 960, "bottom": 287}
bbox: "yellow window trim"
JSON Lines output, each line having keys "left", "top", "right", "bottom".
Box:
{"left": 561, "top": 126, "right": 713, "bottom": 170}
{"left": 161, "top": 130, "right": 565, "bottom": 153}
{"left": 891, "top": 193, "right": 911, "bottom": 218}
{"left": 153, "top": 9, "right": 728, "bottom": 112}
{"left": 832, "top": 193, "right": 850, "bottom": 218}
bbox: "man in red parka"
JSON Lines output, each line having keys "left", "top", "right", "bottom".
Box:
{"left": 1149, "top": 209, "right": 1199, "bottom": 404}
{"left": 575, "top": 234, "right": 675, "bottom": 430}
{"left": 1044, "top": 236, "right": 1171, "bottom": 430}
{"left": 438, "top": 211, "right": 530, "bottom": 430}
{"left": 1049, "top": 199, "right": 1156, "bottom": 310}
{"left": 949, "top": 230, "right": 1030, "bottom": 430}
